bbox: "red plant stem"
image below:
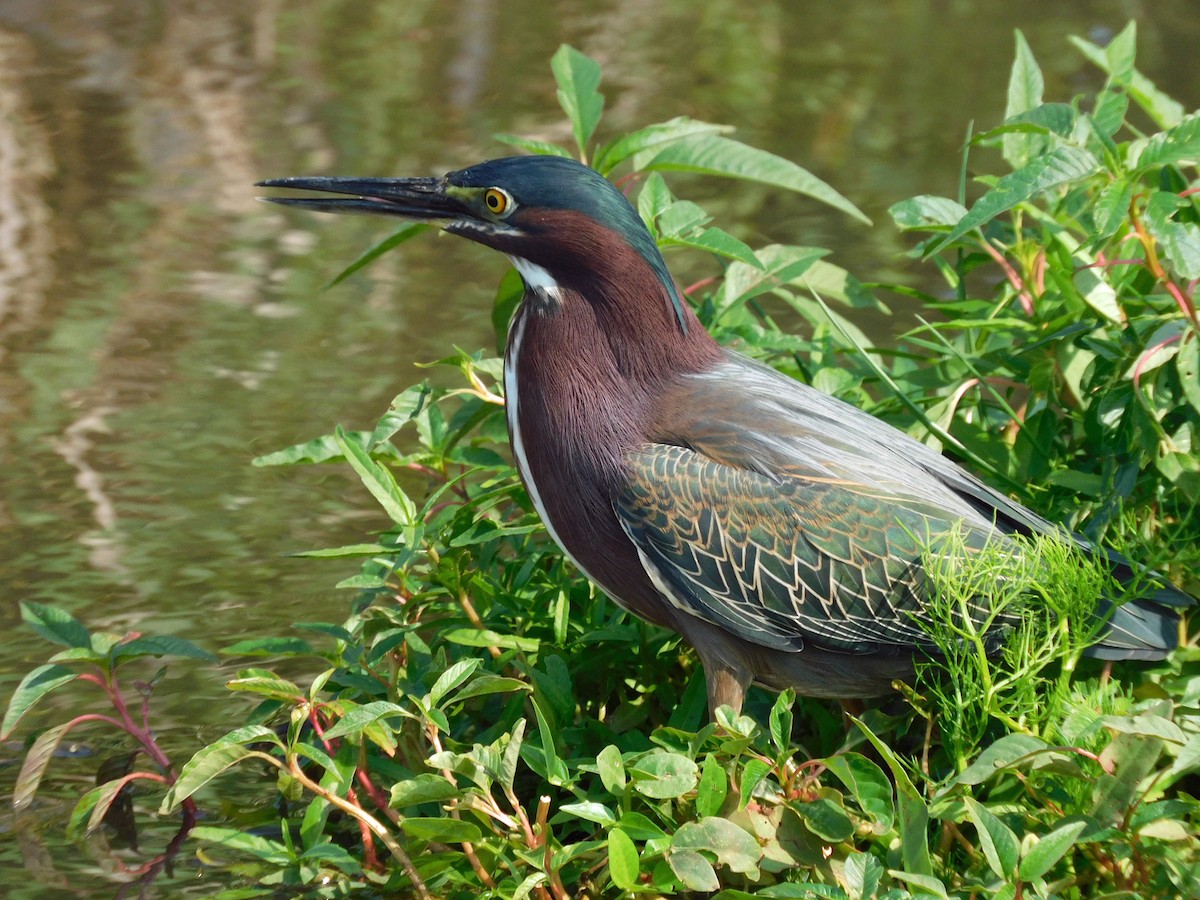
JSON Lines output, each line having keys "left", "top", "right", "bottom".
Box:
{"left": 684, "top": 276, "right": 719, "bottom": 296}
{"left": 982, "top": 238, "right": 1035, "bottom": 315}
{"left": 1128, "top": 197, "right": 1199, "bottom": 328}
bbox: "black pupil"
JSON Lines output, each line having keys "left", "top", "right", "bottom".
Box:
{"left": 489, "top": 193, "right": 501, "bottom": 209}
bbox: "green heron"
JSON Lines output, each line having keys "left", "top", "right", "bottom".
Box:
{"left": 259, "top": 156, "right": 1192, "bottom": 716}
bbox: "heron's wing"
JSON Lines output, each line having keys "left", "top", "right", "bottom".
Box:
{"left": 615, "top": 441, "right": 1000, "bottom": 655}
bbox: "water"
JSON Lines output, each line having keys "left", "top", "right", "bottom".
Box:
{"left": 0, "top": 0, "right": 1196, "bottom": 893}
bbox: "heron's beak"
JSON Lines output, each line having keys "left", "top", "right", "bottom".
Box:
{"left": 256, "top": 176, "right": 467, "bottom": 224}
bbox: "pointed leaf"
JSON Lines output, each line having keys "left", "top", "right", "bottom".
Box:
{"left": 671, "top": 817, "right": 761, "bottom": 877}
{"left": 823, "top": 752, "right": 894, "bottom": 834}
{"left": 696, "top": 753, "right": 727, "bottom": 818}
{"left": 191, "top": 825, "right": 293, "bottom": 864}
{"left": 853, "top": 716, "right": 931, "bottom": 876}
{"left": 932, "top": 145, "right": 1101, "bottom": 252}
{"left": 321, "top": 700, "right": 409, "bottom": 740}
{"left": 1134, "top": 111, "right": 1200, "bottom": 170}
{"left": 597, "top": 743, "right": 626, "bottom": 795}
{"left": 390, "top": 774, "right": 461, "bottom": 808}
{"left": 964, "top": 797, "right": 1020, "bottom": 877}
{"left": 642, "top": 135, "right": 869, "bottom": 224}
{"left": 12, "top": 721, "right": 74, "bottom": 810}
{"left": 1, "top": 664, "right": 77, "bottom": 740}
{"left": 334, "top": 425, "right": 416, "bottom": 525}
{"left": 551, "top": 45, "right": 604, "bottom": 156}
{"left": 668, "top": 848, "right": 719, "bottom": 892}
{"left": 608, "top": 826, "right": 640, "bottom": 891}
{"left": 594, "top": 117, "right": 732, "bottom": 175}
{"left": 328, "top": 223, "right": 430, "bottom": 288}
{"left": 109, "top": 635, "right": 216, "bottom": 663}
{"left": 429, "top": 658, "right": 482, "bottom": 707}
{"left": 162, "top": 736, "right": 277, "bottom": 812}
{"left": 890, "top": 195, "right": 969, "bottom": 229}
{"left": 492, "top": 133, "right": 572, "bottom": 158}
{"left": 956, "top": 733, "right": 1051, "bottom": 785}
{"left": 1003, "top": 31, "right": 1045, "bottom": 168}
{"left": 20, "top": 602, "right": 91, "bottom": 649}
{"left": 1018, "top": 819, "right": 1087, "bottom": 880}
{"left": 1069, "top": 33, "right": 1183, "bottom": 128}
{"left": 401, "top": 817, "right": 483, "bottom": 844}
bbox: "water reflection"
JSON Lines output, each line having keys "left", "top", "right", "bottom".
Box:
{"left": 0, "top": 0, "right": 1196, "bottom": 893}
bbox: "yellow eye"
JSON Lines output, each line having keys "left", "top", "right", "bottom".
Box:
{"left": 483, "top": 188, "right": 511, "bottom": 215}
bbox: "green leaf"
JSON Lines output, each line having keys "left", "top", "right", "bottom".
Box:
{"left": 1069, "top": 32, "right": 1183, "bottom": 128}
{"left": 738, "top": 758, "right": 771, "bottom": 809}
{"left": 608, "top": 826, "right": 640, "bottom": 891}
{"left": 889, "top": 195, "right": 969, "bottom": 229}
{"left": 716, "top": 244, "right": 827, "bottom": 317}
{"left": 1092, "top": 179, "right": 1133, "bottom": 240}
{"left": 661, "top": 227, "right": 761, "bottom": 268}
{"left": 12, "top": 721, "right": 74, "bottom": 810}
{"left": 594, "top": 117, "right": 732, "bottom": 175}
{"left": 769, "top": 689, "right": 794, "bottom": 753}
{"left": 429, "top": 658, "right": 482, "bottom": 707}
{"left": 20, "top": 602, "right": 91, "bottom": 649}
{"left": 696, "top": 753, "right": 727, "bottom": 818}
{"left": 162, "top": 735, "right": 276, "bottom": 812}
{"left": 1102, "top": 712, "right": 1187, "bottom": 745}
{"left": 1092, "top": 731, "right": 1164, "bottom": 824}
{"left": 1003, "top": 31, "right": 1045, "bottom": 168}
{"left": 843, "top": 851, "right": 885, "bottom": 900}
{"left": 559, "top": 801, "right": 617, "bottom": 825}
{"left": 369, "top": 383, "right": 432, "bottom": 448}
{"left": 191, "top": 825, "right": 293, "bottom": 865}
{"left": 956, "top": 733, "right": 1051, "bottom": 785}
{"left": 328, "top": 223, "right": 430, "bottom": 288}
{"left": 220, "top": 637, "right": 314, "bottom": 658}
{"left": 499, "top": 718, "right": 525, "bottom": 795}
{"left": 617, "top": 811, "right": 667, "bottom": 841}
{"left": 390, "top": 774, "right": 462, "bottom": 808}
{"left": 1, "top": 664, "right": 77, "bottom": 740}
{"left": 887, "top": 871, "right": 949, "bottom": 899}
{"left": 1178, "top": 331, "right": 1200, "bottom": 415}
{"left": 964, "top": 797, "right": 1020, "bottom": 877}
{"left": 442, "top": 628, "right": 540, "bottom": 653}
{"left": 794, "top": 798, "right": 855, "bottom": 843}
{"left": 822, "top": 752, "right": 894, "bottom": 834}
{"left": 597, "top": 743, "right": 626, "bottom": 795}
{"left": 852, "top": 716, "right": 931, "bottom": 877}
{"left": 81, "top": 775, "right": 136, "bottom": 837}
{"left": 1018, "top": 819, "right": 1087, "bottom": 880}
{"left": 253, "top": 430, "right": 389, "bottom": 467}
{"left": 642, "top": 135, "right": 870, "bottom": 225}
{"left": 932, "top": 145, "right": 1101, "bottom": 252}
{"left": 671, "top": 817, "right": 761, "bottom": 878}
{"left": 668, "top": 848, "right": 719, "bottom": 892}
{"left": 321, "top": 700, "right": 409, "bottom": 740}
{"left": 492, "top": 133, "right": 572, "bottom": 158}
{"left": 551, "top": 45, "right": 604, "bottom": 157}
{"left": 334, "top": 425, "right": 416, "bottom": 526}
{"left": 300, "top": 842, "right": 364, "bottom": 875}
{"left": 1073, "top": 264, "right": 1122, "bottom": 324}
{"left": 531, "top": 696, "right": 569, "bottom": 785}
{"left": 630, "top": 749, "right": 698, "bottom": 799}
{"left": 225, "top": 670, "right": 303, "bottom": 702}
{"left": 108, "top": 634, "right": 217, "bottom": 663}
{"left": 1134, "top": 111, "right": 1200, "bottom": 170}
{"left": 401, "top": 816, "right": 483, "bottom": 844}
{"left": 446, "top": 674, "right": 530, "bottom": 704}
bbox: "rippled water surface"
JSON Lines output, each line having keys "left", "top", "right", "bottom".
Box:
{"left": 0, "top": 1, "right": 1197, "bottom": 894}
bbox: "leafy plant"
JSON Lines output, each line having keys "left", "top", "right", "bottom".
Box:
{"left": 6, "top": 32, "right": 1199, "bottom": 900}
